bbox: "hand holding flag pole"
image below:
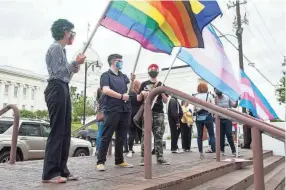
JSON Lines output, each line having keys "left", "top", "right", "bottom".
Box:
{"left": 151, "top": 47, "right": 182, "bottom": 109}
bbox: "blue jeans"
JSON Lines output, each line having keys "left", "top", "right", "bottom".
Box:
{"left": 96, "top": 121, "right": 104, "bottom": 152}
{"left": 196, "top": 115, "right": 215, "bottom": 153}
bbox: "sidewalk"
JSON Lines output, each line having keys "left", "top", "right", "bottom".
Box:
{"left": 0, "top": 146, "right": 251, "bottom": 190}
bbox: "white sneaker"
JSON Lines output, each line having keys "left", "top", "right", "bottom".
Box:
{"left": 127, "top": 151, "right": 133, "bottom": 158}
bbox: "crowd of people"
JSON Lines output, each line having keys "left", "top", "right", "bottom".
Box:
{"left": 42, "top": 19, "right": 251, "bottom": 184}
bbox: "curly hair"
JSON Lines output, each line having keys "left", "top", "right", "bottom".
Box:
{"left": 197, "top": 82, "right": 208, "bottom": 93}
{"left": 51, "top": 19, "right": 74, "bottom": 41}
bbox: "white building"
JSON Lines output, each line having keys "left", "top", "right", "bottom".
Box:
{"left": 0, "top": 65, "right": 101, "bottom": 117}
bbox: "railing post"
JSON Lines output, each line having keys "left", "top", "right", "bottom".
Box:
{"left": 215, "top": 115, "right": 220, "bottom": 162}
{"left": 0, "top": 105, "right": 20, "bottom": 165}
{"left": 251, "top": 128, "right": 265, "bottom": 190}
{"left": 144, "top": 95, "right": 153, "bottom": 179}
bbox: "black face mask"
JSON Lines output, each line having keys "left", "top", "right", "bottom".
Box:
{"left": 148, "top": 71, "right": 158, "bottom": 78}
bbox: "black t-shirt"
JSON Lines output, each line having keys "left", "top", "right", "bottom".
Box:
{"left": 100, "top": 70, "right": 131, "bottom": 113}
{"left": 139, "top": 80, "right": 166, "bottom": 113}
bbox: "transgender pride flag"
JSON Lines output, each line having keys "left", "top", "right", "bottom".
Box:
{"left": 239, "top": 70, "right": 278, "bottom": 120}
{"left": 177, "top": 25, "right": 241, "bottom": 100}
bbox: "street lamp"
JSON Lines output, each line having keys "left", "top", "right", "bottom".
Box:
{"left": 83, "top": 60, "right": 101, "bottom": 125}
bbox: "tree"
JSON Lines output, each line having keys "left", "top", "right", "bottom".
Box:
{"left": 35, "top": 110, "right": 49, "bottom": 120}
{"left": 20, "top": 110, "right": 35, "bottom": 119}
{"left": 70, "top": 86, "right": 96, "bottom": 122}
{"left": 275, "top": 76, "right": 285, "bottom": 104}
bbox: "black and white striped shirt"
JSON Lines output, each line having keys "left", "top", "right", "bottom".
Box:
{"left": 46, "top": 42, "right": 75, "bottom": 83}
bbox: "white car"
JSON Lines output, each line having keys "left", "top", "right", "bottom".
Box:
{"left": 0, "top": 118, "right": 93, "bottom": 163}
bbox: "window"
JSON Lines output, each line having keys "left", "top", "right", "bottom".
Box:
{"left": 23, "top": 88, "right": 27, "bottom": 98}
{"left": 31, "top": 89, "right": 35, "bottom": 100}
{"left": 81, "top": 91, "right": 84, "bottom": 96}
{"left": 18, "top": 123, "right": 42, "bottom": 137}
{"left": 92, "top": 65, "right": 95, "bottom": 72}
{"left": 0, "top": 120, "right": 13, "bottom": 134}
{"left": 22, "top": 105, "right": 26, "bottom": 110}
{"left": 31, "top": 106, "right": 34, "bottom": 112}
{"left": 42, "top": 124, "right": 51, "bottom": 137}
{"left": 14, "top": 87, "right": 18, "bottom": 98}
{"left": 4, "top": 85, "right": 8, "bottom": 96}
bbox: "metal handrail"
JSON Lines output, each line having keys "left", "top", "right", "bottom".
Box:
{"left": 0, "top": 104, "right": 20, "bottom": 164}
{"left": 143, "top": 86, "right": 285, "bottom": 190}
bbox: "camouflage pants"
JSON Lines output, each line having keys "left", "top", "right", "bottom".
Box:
{"left": 141, "top": 112, "right": 165, "bottom": 159}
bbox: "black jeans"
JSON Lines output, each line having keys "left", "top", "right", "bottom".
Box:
{"left": 128, "top": 114, "right": 137, "bottom": 151}
{"left": 196, "top": 115, "right": 215, "bottom": 153}
{"left": 243, "top": 125, "right": 252, "bottom": 147}
{"left": 221, "top": 119, "right": 236, "bottom": 153}
{"left": 42, "top": 80, "right": 71, "bottom": 180}
{"left": 168, "top": 116, "right": 180, "bottom": 151}
{"left": 97, "top": 111, "right": 131, "bottom": 165}
{"left": 181, "top": 122, "right": 192, "bottom": 150}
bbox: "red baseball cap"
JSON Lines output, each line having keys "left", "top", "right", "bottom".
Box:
{"left": 148, "top": 64, "right": 159, "bottom": 71}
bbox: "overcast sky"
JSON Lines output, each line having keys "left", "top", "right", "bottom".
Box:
{"left": 0, "top": 0, "right": 285, "bottom": 119}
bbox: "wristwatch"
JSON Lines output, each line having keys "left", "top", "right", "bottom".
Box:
{"left": 72, "top": 61, "right": 79, "bottom": 67}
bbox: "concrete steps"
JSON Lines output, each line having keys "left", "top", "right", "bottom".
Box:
{"left": 246, "top": 162, "right": 285, "bottom": 190}
{"left": 191, "top": 155, "right": 285, "bottom": 190}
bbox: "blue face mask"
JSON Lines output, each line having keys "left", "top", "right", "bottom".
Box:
{"left": 116, "top": 61, "right": 123, "bottom": 70}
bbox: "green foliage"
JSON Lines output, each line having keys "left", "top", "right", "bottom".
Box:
{"left": 19, "top": 109, "right": 49, "bottom": 120}
{"left": 275, "top": 76, "right": 285, "bottom": 104}
{"left": 70, "top": 86, "right": 96, "bottom": 122}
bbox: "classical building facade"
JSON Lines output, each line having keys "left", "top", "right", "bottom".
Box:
{"left": 0, "top": 65, "right": 101, "bottom": 117}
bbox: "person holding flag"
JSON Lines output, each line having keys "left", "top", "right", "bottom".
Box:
{"left": 42, "top": 19, "right": 86, "bottom": 183}
{"left": 137, "top": 64, "right": 169, "bottom": 166}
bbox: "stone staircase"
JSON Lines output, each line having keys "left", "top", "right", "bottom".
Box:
{"left": 138, "top": 150, "right": 285, "bottom": 190}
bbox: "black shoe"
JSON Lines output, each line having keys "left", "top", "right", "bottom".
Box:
{"left": 241, "top": 145, "right": 250, "bottom": 149}
{"left": 123, "top": 150, "right": 129, "bottom": 153}
{"left": 152, "top": 149, "right": 155, "bottom": 155}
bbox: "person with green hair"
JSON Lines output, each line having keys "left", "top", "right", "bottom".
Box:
{"left": 42, "top": 19, "right": 86, "bottom": 183}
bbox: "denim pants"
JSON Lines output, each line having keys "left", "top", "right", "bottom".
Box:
{"left": 96, "top": 121, "right": 104, "bottom": 152}
{"left": 196, "top": 115, "right": 215, "bottom": 153}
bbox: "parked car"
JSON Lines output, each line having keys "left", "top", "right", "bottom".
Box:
{"left": 77, "top": 129, "right": 97, "bottom": 147}
{"left": 0, "top": 118, "right": 93, "bottom": 163}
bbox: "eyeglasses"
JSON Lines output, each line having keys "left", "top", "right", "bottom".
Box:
{"left": 70, "top": 31, "right": 76, "bottom": 37}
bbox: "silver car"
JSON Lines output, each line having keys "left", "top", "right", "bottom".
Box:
{"left": 0, "top": 118, "right": 93, "bottom": 163}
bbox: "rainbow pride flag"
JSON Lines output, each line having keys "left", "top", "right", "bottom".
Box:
{"left": 239, "top": 70, "right": 278, "bottom": 120}
{"left": 101, "top": 0, "right": 222, "bottom": 54}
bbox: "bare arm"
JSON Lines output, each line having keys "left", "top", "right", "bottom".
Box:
{"left": 102, "top": 86, "right": 122, "bottom": 99}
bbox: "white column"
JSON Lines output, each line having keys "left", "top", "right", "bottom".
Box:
{"left": 0, "top": 81, "right": 5, "bottom": 109}
{"left": 18, "top": 84, "right": 23, "bottom": 108}
{"left": 7, "top": 82, "right": 13, "bottom": 105}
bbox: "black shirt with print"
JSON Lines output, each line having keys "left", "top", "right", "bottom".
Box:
{"left": 139, "top": 80, "right": 167, "bottom": 113}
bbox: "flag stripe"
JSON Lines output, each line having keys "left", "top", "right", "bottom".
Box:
{"left": 127, "top": 0, "right": 180, "bottom": 46}
{"left": 241, "top": 77, "right": 275, "bottom": 119}
{"left": 173, "top": 1, "right": 198, "bottom": 47}
{"left": 102, "top": 8, "right": 172, "bottom": 53}
{"left": 109, "top": 1, "right": 173, "bottom": 48}
{"left": 178, "top": 48, "right": 240, "bottom": 100}
{"left": 101, "top": 17, "right": 162, "bottom": 53}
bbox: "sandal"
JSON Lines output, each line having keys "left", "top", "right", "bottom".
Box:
{"left": 42, "top": 176, "right": 67, "bottom": 183}
{"left": 66, "top": 174, "right": 80, "bottom": 181}
{"left": 205, "top": 150, "right": 214, "bottom": 153}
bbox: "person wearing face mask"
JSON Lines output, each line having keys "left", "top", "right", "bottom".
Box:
{"left": 137, "top": 64, "right": 169, "bottom": 166}
{"left": 96, "top": 54, "right": 135, "bottom": 171}
{"left": 214, "top": 88, "right": 239, "bottom": 157}
{"left": 42, "top": 19, "right": 86, "bottom": 183}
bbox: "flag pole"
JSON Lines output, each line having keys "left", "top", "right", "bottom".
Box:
{"left": 82, "top": 1, "right": 111, "bottom": 54}
{"left": 128, "top": 46, "right": 142, "bottom": 94}
{"left": 151, "top": 47, "right": 182, "bottom": 109}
